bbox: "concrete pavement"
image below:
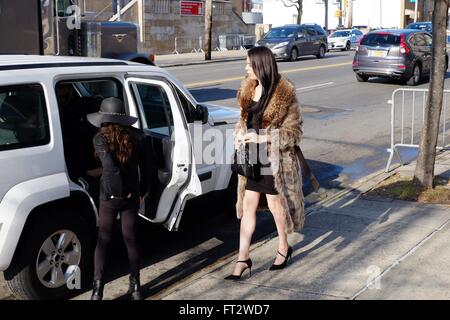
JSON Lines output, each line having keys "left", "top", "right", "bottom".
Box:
{"left": 154, "top": 151, "right": 450, "bottom": 300}
{"left": 155, "top": 50, "right": 248, "bottom": 68}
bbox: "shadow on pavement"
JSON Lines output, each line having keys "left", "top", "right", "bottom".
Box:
{"left": 68, "top": 159, "right": 344, "bottom": 300}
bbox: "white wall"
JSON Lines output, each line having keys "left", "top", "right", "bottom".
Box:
{"left": 262, "top": 0, "right": 402, "bottom": 30}
{"left": 352, "top": 0, "right": 401, "bottom": 29}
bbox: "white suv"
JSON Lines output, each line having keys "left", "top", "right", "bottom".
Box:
{"left": 0, "top": 55, "right": 239, "bottom": 299}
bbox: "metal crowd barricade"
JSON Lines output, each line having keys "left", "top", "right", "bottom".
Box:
{"left": 174, "top": 34, "right": 256, "bottom": 54}
{"left": 173, "top": 37, "right": 202, "bottom": 54}
{"left": 239, "top": 35, "right": 256, "bottom": 49}
{"left": 385, "top": 88, "right": 450, "bottom": 172}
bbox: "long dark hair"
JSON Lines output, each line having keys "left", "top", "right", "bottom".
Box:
{"left": 247, "top": 46, "right": 281, "bottom": 123}
{"left": 100, "top": 123, "right": 133, "bottom": 164}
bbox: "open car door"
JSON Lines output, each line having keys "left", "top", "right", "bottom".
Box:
{"left": 125, "top": 76, "right": 201, "bottom": 231}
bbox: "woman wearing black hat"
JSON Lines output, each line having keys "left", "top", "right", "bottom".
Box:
{"left": 87, "top": 97, "right": 149, "bottom": 300}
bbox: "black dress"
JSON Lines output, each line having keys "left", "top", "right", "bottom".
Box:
{"left": 244, "top": 101, "right": 278, "bottom": 195}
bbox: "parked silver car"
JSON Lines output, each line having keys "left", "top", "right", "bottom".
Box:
{"left": 352, "top": 29, "right": 449, "bottom": 86}
{"left": 328, "top": 29, "right": 364, "bottom": 51}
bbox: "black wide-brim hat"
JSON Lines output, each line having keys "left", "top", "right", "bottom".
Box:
{"left": 87, "top": 97, "right": 138, "bottom": 128}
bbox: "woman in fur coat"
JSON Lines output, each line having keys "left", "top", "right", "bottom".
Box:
{"left": 225, "top": 46, "right": 304, "bottom": 280}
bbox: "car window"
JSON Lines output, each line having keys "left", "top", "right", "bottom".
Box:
{"left": 174, "top": 86, "right": 194, "bottom": 123}
{"left": 315, "top": 26, "right": 326, "bottom": 36}
{"left": 306, "top": 28, "right": 317, "bottom": 36}
{"left": 414, "top": 33, "right": 427, "bottom": 46}
{"left": 331, "top": 31, "right": 351, "bottom": 38}
{"left": 0, "top": 84, "right": 50, "bottom": 151}
{"left": 132, "top": 83, "right": 174, "bottom": 136}
{"left": 407, "top": 23, "right": 432, "bottom": 32}
{"left": 264, "top": 27, "right": 297, "bottom": 39}
{"left": 360, "top": 33, "right": 401, "bottom": 46}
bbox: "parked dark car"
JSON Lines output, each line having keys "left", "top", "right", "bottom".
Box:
{"left": 406, "top": 21, "right": 433, "bottom": 33}
{"left": 256, "top": 24, "right": 328, "bottom": 61}
{"left": 352, "top": 29, "right": 448, "bottom": 86}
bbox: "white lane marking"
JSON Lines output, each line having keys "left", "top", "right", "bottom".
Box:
{"left": 296, "top": 82, "right": 334, "bottom": 91}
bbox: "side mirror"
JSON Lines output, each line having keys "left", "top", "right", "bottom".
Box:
{"left": 297, "top": 34, "right": 304, "bottom": 39}
{"left": 195, "top": 104, "right": 209, "bottom": 124}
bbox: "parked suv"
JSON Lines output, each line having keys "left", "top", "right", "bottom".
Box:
{"left": 352, "top": 29, "right": 449, "bottom": 85}
{"left": 0, "top": 55, "right": 239, "bottom": 299}
{"left": 256, "top": 24, "right": 328, "bottom": 61}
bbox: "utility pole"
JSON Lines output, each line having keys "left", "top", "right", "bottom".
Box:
{"left": 338, "top": 0, "right": 342, "bottom": 27}
{"left": 324, "top": 0, "right": 328, "bottom": 32}
{"left": 347, "top": 0, "right": 353, "bottom": 28}
{"left": 204, "top": 0, "right": 213, "bottom": 61}
{"left": 414, "top": 0, "right": 419, "bottom": 22}
{"left": 379, "top": 0, "right": 382, "bottom": 28}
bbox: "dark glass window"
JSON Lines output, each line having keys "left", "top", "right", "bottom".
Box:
{"left": 361, "top": 33, "right": 401, "bottom": 46}
{"left": 133, "top": 83, "right": 173, "bottom": 136}
{"left": 0, "top": 84, "right": 50, "bottom": 151}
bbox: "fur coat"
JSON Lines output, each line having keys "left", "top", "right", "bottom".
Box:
{"left": 235, "top": 76, "right": 305, "bottom": 233}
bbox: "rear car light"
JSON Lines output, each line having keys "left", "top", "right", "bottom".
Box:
{"left": 352, "top": 61, "right": 359, "bottom": 67}
{"left": 399, "top": 65, "right": 406, "bottom": 69}
{"left": 400, "top": 34, "right": 410, "bottom": 54}
{"left": 358, "top": 36, "right": 365, "bottom": 45}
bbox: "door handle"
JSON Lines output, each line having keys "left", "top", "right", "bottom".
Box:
{"left": 177, "top": 163, "right": 186, "bottom": 167}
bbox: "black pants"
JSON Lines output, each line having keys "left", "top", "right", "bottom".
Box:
{"left": 94, "top": 198, "right": 140, "bottom": 281}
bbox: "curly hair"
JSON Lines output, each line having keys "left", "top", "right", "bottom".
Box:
{"left": 100, "top": 123, "right": 133, "bottom": 164}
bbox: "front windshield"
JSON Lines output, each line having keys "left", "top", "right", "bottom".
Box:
{"left": 264, "top": 28, "right": 297, "bottom": 39}
{"left": 330, "top": 31, "right": 351, "bottom": 38}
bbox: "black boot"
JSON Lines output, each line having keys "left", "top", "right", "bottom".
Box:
{"left": 91, "top": 280, "right": 104, "bottom": 300}
{"left": 127, "top": 275, "right": 142, "bottom": 300}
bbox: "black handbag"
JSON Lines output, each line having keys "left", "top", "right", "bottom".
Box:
{"left": 231, "top": 144, "right": 260, "bottom": 179}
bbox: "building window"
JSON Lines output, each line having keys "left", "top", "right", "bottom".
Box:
{"left": 214, "top": 2, "right": 226, "bottom": 16}
{"left": 150, "top": 0, "right": 171, "bottom": 14}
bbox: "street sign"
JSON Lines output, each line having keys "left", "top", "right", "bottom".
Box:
{"left": 181, "top": 1, "right": 204, "bottom": 16}
{"left": 335, "top": 10, "right": 343, "bottom": 17}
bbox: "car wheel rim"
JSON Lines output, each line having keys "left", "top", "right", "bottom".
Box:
{"left": 414, "top": 66, "right": 420, "bottom": 83}
{"left": 292, "top": 50, "right": 297, "bottom": 60}
{"left": 320, "top": 47, "right": 324, "bottom": 57}
{"left": 36, "top": 230, "right": 82, "bottom": 289}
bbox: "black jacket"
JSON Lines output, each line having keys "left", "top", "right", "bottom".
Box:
{"left": 93, "top": 127, "right": 150, "bottom": 202}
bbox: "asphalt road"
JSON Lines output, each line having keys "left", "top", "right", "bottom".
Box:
{"left": 2, "top": 50, "right": 450, "bottom": 300}
{"left": 167, "top": 50, "right": 450, "bottom": 189}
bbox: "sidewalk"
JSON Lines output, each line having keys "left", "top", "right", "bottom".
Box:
{"left": 155, "top": 50, "right": 248, "bottom": 68}
{"left": 154, "top": 151, "right": 450, "bottom": 300}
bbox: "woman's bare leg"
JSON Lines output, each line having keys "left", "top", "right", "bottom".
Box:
{"left": 232, "top": 190, "right": 260, "bottom": 275}
{"left": 266, "top": 194, "right": 290, "bottom": 265}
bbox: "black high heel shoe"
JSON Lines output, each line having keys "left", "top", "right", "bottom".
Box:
{"left": 91, "top": 279, "right": 104, "bottom": 300}
{"left": 224, "top": 258, "right": 252, "bottom": 280}
{"left": 269, "top": 246, "right": 293, "bottom": 271}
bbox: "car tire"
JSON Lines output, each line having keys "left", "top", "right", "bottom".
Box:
{"left": 289, "top": 48, "right": 298, "bottom": 62}
{"left": 316, "top": 45, "right": 326, "bottom": 59}
{"left": 407, "top": 64, "right": 421, "bottom": 86}
{"left": 345, "top": 41, "right": 351, "bottom": 51}
{"left": 4, "top": 209, "right": 94, "bottom": 300}
{"left": 355, "top": 73, "right": 369, "bottom": 82}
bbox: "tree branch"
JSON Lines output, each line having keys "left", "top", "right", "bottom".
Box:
{"left": 279, "top": 0, "right": 299, "bottom": 10}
